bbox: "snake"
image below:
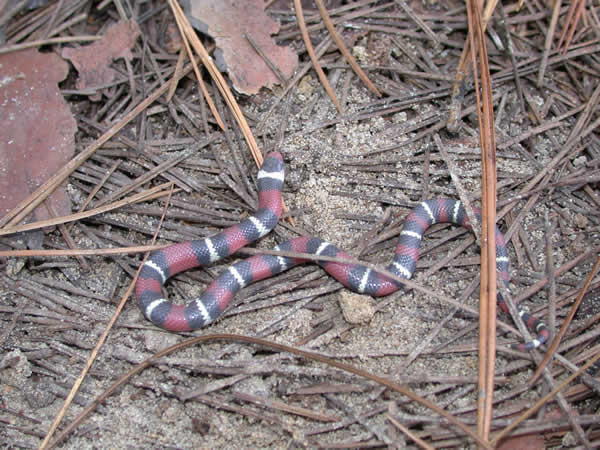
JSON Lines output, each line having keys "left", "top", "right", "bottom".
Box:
{"left": 135, "top": 151, "right": 549, "bottom": 351}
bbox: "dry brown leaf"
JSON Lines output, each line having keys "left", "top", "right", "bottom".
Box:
{"left": 497, "top": 434, "right": 545, "bottom": 450}
{"left": 183, "top": 0, "right": 298, "bottom": 94}
{"left": 62, "top": 20, "right": 139, "bottom": 100}
{"left": 0, "top": 49, "right": 76, "bottom": 224}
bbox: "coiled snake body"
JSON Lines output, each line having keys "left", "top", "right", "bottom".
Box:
{"left": 135, "top": 152, "right": 549, "bottom": 351}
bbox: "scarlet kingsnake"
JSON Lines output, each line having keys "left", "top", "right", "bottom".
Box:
{"left": 135, "top": 152, "right": 549, "bottom": 351}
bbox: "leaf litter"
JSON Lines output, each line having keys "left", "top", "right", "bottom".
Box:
{"left": 0, "top": 48, "right": 76, "bottom": 226}
{"left": 0, "top": 1, "right": 599, "bottom": 449}
{"left": 183, "top": 0, "right": 298, "bottom": 94}
{"left": 62, "top": 20, "right": 139, "bottom": 101}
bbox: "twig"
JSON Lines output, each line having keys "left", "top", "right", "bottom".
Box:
{"left": 293, "top": 0, "right": 343, "bottom": 113}
{"left": 529, "top": 256, "right": 600, "bottom": 384}
{"left": 314, "top": 0, "right": 381, "bottom": 97}
{"left": 0, "top": 182, "right": 175, "bottom": 236}
{"left": 465, "top": 0, "right": 497, "bottom": 439}
{"left": 537, "top": 0, "right": 562, "bottom": 87}
{"left": 0, "top": 35, "right": 101, "bottom": 54}
{"left": 393, "top": 0, "right": 441, "bottom": 47}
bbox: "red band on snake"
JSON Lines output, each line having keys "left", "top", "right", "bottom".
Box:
{"left": 135, "top": 152, "right": 549, "bottom": 351}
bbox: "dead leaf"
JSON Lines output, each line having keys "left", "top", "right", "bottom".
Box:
{"left": 543, "top": 406, "right": 580, "bottom": 442}
{"left": 497, "top": 434, "right": 545, "bottom": 450}
{"left": 62, "top": 20, "right": 139, "bottom": 101}
{"left": 0, "top": 49, "right": 76, "bottom": 224}
{"left": 184, "top": 0, "right": 298, "bottom": 94}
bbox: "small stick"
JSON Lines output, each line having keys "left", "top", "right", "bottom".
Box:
{"left": 293, "top": 0, "right": 343, "bottom": 113}
{"left": 537, "top": 0, "right": 562, "bottom": 87}
{"left": 529, "top": 256, "right": 600, "bottom": 385}
{"left": 314, "top": 0, "right": 381, "bottom": 97}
